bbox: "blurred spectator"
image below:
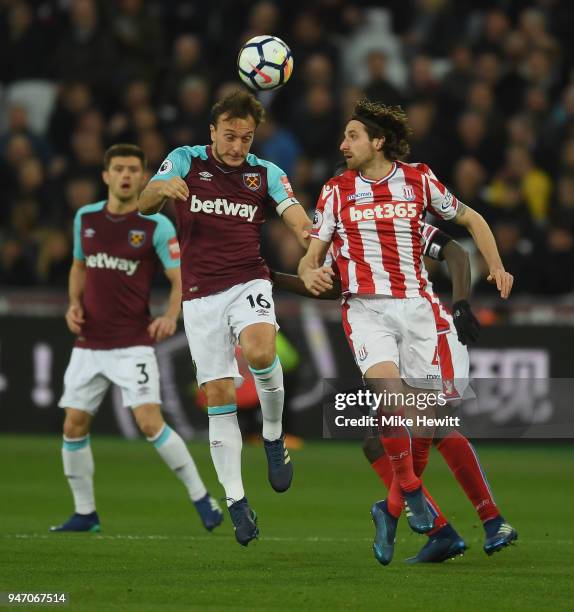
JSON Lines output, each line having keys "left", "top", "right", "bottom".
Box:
{"left": 531, "top": 215, "right": 574, "bottom": 295}
{"left": 473, "top": 9, "right": 511, "bottom": 56}
{"left": 160, "top": 35, "right": 206, "bottom": 104}
{"left": 473, "top": 217, "right": 534, "bottom": 295}
{"left": 0, "top": 0, "right": 48, "bottom": 83}
{"left": 111, "top": 0, "right": 164, "bottom": 82}
{"left": 363, "top": 50, "right": 404, "bottom": 107}
{"left": 343, "top": 7, "right": 405, "bottom": 89}
{"left": 48, "top": 83, "right": 94, "bottom": 156}
{"left": 53, "top": 0, "right": 115, "bottom": 93}
{"left": 438, "top": 44, "right": 475, "bottom": 117}
{"left": 406, "top": 101, "right": 447, "bottom": 180}
{"left": 36, "top": 230, "right": 71, "bottom": 287}
{"left": 487, "top": 145, "right": 551, "bottom": 223}
{"left": 255, "top": 116, "right": 301, "bottom": 179}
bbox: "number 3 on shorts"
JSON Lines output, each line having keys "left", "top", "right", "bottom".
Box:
{"left": 136, "top": 363, "right": 149, "bottom": 384}
{"left": 246, "top": 293, "right": 271, "bottom": 309}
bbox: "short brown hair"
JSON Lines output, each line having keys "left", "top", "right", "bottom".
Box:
{"left": 103, "top": 144, "right": 146, "bottom": 169}
{"left": 211, "top": 89, "right": 265, "bottom": 127}
{"left": 351, "top": 98, "right": 412, "bottom": 161}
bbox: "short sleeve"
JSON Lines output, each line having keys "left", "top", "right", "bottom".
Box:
{"left": 149, "top": 147, "right": 192, "bottom": 182}
{"left": 426, "top": 175, "right": 459, "bottom": 220}
{"left": 152, "top": 215, "right": 180, "bottom": 269}
{"left": 265, "top": 161, "right": 299, "bottom": 215}
{"left": 311, "top": 181, "right": 337, "bottom": 243}
{"left": 73, "top": 209, "right": 84, "bottom": 260}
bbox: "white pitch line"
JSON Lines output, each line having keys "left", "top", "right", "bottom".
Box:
{"left": 2, "top": 534, "right": 572, "bottom": 545}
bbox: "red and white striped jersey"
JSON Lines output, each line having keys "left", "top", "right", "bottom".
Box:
{"left": 311, "top": 161, "right": 460, "bottom": 298}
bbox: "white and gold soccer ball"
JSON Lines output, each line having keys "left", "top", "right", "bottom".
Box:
{"left": 237, "top": 35, "right": 294, "bottom": 91}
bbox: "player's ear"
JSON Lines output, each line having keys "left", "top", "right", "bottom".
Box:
{"left": 102, "top": 170, "right": 110, "bottom": 187}
{"left": 209, "top": 123, "right": 216, "bottom": 143}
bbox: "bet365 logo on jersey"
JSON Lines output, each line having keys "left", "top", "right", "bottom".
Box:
{"left": 349, "top": 202, "right": 418, "bottom": 222}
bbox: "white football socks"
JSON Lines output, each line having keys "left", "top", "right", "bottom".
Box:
{"left": 207, "top": 406, "right": 244, "bottom": 506}
{"left": 148, "top": 424, "right": 207, "bottom": 502}
{"left": 250, "top": 356, "right": 284, "bottom": 441}
{"left": 62, "top": 435, "right": 95, "bottom": 515}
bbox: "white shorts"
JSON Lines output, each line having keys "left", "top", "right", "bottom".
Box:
{"left": 342, "top": 295, "right": 441, "bottom": 388}
{"left": 58, "top": 346, "right": 160, "bottom": 414}
{"left": 437, "top": 328, "right": 470, "bottom": 400}
{"left": 182, "top": 278, "right": 277, "bottom": 387}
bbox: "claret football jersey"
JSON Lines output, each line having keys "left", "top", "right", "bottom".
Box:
{"left": 73, "top": 201, "right": 180, "bottom": 349}
{"left": 150, "top": 145, "right": 298, "bottom": 299}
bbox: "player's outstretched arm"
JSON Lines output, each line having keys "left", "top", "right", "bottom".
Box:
{"left": 271, "top": 270, "right": 341, "bottom": 300}
{"left": 147, "top": 267, "right": 181, "bottom": 342}
{"left": 297, "top": 238, "right": 334, "bottom": 296}
{"left": 138, "top": 178, "right": 189, "bottom": 216}
{"left": 442, "top": 240, "right": 481, "bottom": 345}
{"left": 453, "top": 204, "right": 514, "bottom": 299}
{"left": 66, "top": 259, "right": 86, "bottom": 334}
{"left": 281, "top": 204, "right": 313, "bottom": 249}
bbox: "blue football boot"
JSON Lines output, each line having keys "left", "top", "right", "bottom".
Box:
{"left": 483, "top": 516, "right": 518, "bottom": 555}
{"left": 193, "top": 493, "right": 223, "bottom": 531}
{"left": 371, "top": 500, "right": 398, "bottom": 566}
{"left": 228, "top": 497, "right": 259, "bottom": 546}
{"left": 403, "top": 487, "right": 435, "bottom": 534}
{"left": 263, "top": 433, "right": 293, "bottom": 492}
{"left": 50, "top": 511, "right": 100, "bottom": 533}
{"left": 405, "top": 525, "right": 467, "bottom": 563}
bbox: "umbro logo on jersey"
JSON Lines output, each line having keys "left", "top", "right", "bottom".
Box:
{"left": 189, "top": 194, "right": 257, "bottom": 222}
{"left": 84, "top": 228, "right": 95, "bottom": 238}
{"left": 85, "top": 252, "right": 140, "bottom": 276}
{"left": 199, "top": 171, "right": 212, "bottom": 181}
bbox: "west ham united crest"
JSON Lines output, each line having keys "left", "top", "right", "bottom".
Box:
{"left": 243, "top": 172, "right": 261, "bottom": 191}
{"left": 129, "top": 230, "right": 146, "bottom": 248}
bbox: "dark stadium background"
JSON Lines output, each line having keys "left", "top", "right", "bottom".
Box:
{"left": 1, "top": 0, "right": 573, "bottom": 434}
{"left": 1, "top": 3, "right": 574, "bottom": 610}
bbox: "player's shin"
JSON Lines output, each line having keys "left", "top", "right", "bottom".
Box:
{"left": 62, "top": 435, "right": 96, "bottom": 514}
{"left": 148, "top": 424, "right": 207, "bottom": 501}
{"left": 435, "top": 430, "right": 500, "bottom": 522}
{"left": 249, "top": 355, "right": 284, "bottom": 441}
{"left": 208, "top": 405, "right": 245, "bottom": 506}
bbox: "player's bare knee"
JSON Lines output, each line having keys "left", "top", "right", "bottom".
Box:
{"left": 245, "top": 347, "right": 276, "bottom": 372}
{"left": 133, "top": 404, "right": 164, "bottom": 438}
{"left": 203, "top": 381, "right": 235, "bottom": 407}
{"left": 363, "top": 436, "right": 384, "bottom": 463}
{"left": 63, "top": 409, "right": 91, "bottom": 438}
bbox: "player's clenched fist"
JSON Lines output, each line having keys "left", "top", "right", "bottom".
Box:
{"left": 300, "top": 266, "right": 334, "bottom": 296}
{"left": 66, "top": 303, "right": 85, "bottom": 334}
{"left": 148, "top": 315, "right": 178, "bottom": 342}
{"left": 487, "top": 267, "right": 514, "bottom": 299}
{"left": 157, "top": 177, "right": 189, "bottom": 202}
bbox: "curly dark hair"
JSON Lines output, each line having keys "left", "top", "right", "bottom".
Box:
{"left": 351, "top": 98, "right": 412, "bottom": 161}
{"left": 211, "top": 89, "right": 265, "bottom": 127}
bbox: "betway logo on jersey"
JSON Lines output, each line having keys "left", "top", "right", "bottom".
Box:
{"left": 189, "top": 194, "right": 257, "bottom": 222}
{"left": 349, "top": 202, "right": 418, "bottom": 222}
{"left": 86, "top": 252, "right": 140, "bottom": 276}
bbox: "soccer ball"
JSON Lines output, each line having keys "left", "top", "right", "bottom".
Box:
{"left": 237, "top": 35, "right": 293, "bottom": 91}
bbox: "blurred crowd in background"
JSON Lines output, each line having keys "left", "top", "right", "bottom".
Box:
{"left": 1, "top": 0, "right": 574, "bottom": 296}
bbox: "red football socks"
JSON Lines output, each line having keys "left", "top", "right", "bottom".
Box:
{"left": 436, "top": 431, "right": 500, "bottom": 523}
{"left": 371, "top": 453, "right": 447, "bottom": 530}
{"left": 379, "top": 432, "right": 421, "bottom": 493}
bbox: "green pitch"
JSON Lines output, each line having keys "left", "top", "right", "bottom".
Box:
{"left": 1, "top": 436, "right": 573, "bottom": 611}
